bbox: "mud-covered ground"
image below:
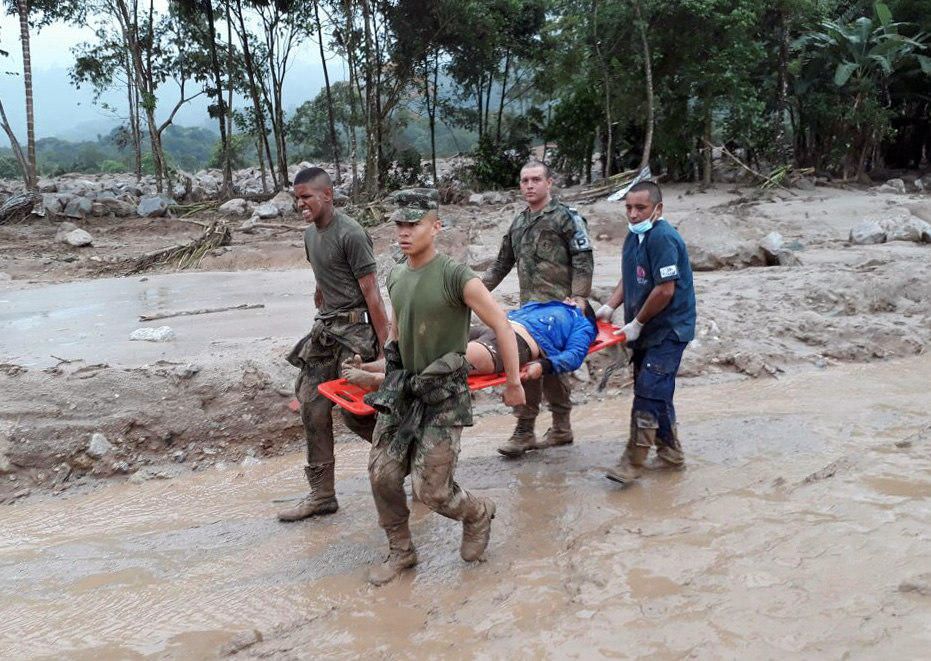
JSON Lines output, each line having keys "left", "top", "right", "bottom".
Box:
{"left": 1, "top": 182, "right": 930, "bottom": 656}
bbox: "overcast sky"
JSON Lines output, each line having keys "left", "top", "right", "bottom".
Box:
{"left": 0, "top": 8, "right": 342, "bottom": 146}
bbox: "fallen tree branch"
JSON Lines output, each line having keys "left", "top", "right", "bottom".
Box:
{"left": 127, "top": 222, "right": 232, "bottom": 275}
{"left": 703, "top": 139, "right": 797, "bottom": 196}
{"left": 139, "top": 303, "right": 265, "bottom": 322}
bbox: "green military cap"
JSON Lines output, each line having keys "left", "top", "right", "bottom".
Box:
{"left": 389, "top": 207, "right": 435, "bottom": 224}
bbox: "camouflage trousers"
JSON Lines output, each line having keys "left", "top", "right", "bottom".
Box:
{"left": 290, "top": 320, "right": 378, "bottom": 465}
{"left": 514, "top": 372, "right": 572, "bottom": 420}
{"left": 368, "top": 414, "right": 485, "bottom": 534}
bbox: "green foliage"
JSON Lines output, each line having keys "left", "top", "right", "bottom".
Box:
{"left": 0, "top": 152, "right": 22, "bottom": 179}
{"left": 468, "top": 133, "right": 530, "bottom": 189}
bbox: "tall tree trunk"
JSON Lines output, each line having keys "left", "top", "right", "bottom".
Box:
{"left": 425, "top": 52, "right": 438, "bottom": 183}
{"left": 0, "top": 98, "right": 29, "bottom": 184}
{"left": 205, "top": 2, "right": 233, "bottom": 198}
{"left": 125, "top": 49, "right": 142, "bottom": 181}
{"left": 225, "top": 0, "right": 235, "bottom": 170}
{"left": 314, "top": 0, "right": 342, "bottom": 183}
{"left": 593, "top": 0, "right": 613, "bottom": 177}
{"left": 496, "top": 48, "right": 510, "bottom": 144}
{"left": 476, "top": 76, "right": 484, "bottom": 141}
{"left": 233, "top": 0, "right": 277, "bottom": 188}
{"left": 360, "top": 0, "right": 378, "bottom": 196}
{"left": 703, "top": 101, "right": 713, "bottom": 186}
{"left": 17, "top": 0, "right": 37, "bottom": 189}
{"left": 775, "top": 4, "right": 794, "bottom": 164}
{"left": 634, "top": 0, "right": 653, "bottom": 171}
{"left": 256, "top": 138, "right": 267, "bottom": 193}
{"left": 345, "top": 29, "right": 361, "bottom": 198}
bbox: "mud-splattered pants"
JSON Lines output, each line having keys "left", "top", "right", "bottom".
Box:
{"left": 631, "top": 336, "right": 688, "bottom": 449}
{"left": 368, "top": 415, "right": 484, "bottom": 543}
{"left": 514, "top": 372, "right": 572, "bottom": 421}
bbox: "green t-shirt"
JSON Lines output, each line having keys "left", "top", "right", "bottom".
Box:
{"left": 388, "top": 254, "right": 477, "bottom": 374}
{"left": 303, "top": 210, "right": 377, "bottom": 318}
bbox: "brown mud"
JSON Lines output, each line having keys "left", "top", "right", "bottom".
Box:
{"left": 0, "top": 355, "right": 928, "bottom": 658}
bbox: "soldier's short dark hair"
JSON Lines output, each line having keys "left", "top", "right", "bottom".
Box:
{"left": 520, "top": 160, "right": 552, "bottom": 179}
{"left": 293, "top": 167, "right": 332, "bottom": 188}
{"left": 628, "top": 181, "right": 662, "bottom": 204}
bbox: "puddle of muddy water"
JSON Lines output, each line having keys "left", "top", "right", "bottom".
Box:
{"left": 1, "top": 356, "right": 929, "bottom": 658}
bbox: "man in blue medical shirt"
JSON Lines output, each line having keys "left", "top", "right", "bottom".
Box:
{"left": 595, "top": 181, "right": 696, "bottom": 486}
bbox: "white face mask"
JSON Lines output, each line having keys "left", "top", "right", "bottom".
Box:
{"left": 628, "top": 207, "right": 660, "bottom": 234}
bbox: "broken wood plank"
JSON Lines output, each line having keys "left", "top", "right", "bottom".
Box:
{"left": 139, "top": 303, "right": 265, "bottom": 322}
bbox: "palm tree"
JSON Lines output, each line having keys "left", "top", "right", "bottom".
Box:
{"left": 794, "top": 2, "right": 930, "bottom": 178}
{"left": 16, "top": 0, "right": 36, "bottom": 189}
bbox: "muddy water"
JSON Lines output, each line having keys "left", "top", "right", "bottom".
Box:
{"left": 1, "top": 357, "right": 929, "bottom": 658}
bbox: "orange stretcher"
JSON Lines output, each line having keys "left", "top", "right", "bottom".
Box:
{"left": 313, "top": 321, "right": 626, "bottom": 417}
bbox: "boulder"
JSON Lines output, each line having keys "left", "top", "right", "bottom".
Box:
{"left": 269, "top": 190, "right": 296, "bottom": 215}
{"left": 849, "top": 220, "right": 887, "bottom": 245}
{"left": 915, "top": 177, "right": 926, "bottom": 193}
{"left": 467, "top": 193, "right": 485, "bottom": 206}
{"left": 137, "top": 195, "right": 172, "bottom": 218}
{"left": 878, "top": 178, "right": 907, "bottom": 194}
{"left": 391, "top": 187, "right": 439, "bottom": 209}
{"left": 42, "top": 193, "right": 63, "bottom": 216}
{"left": 776, "top": 249, "right": 803, "bottom": 267}
{"left": 333, "top": 191, "right": 350, "bottom": 207}
{"left": 880, "top": 215, "right": 931, "bottom": 243}
{"left": 688, "top": 241, "right": 766, "bottom": 271}
{"left": 253, "top": 202, "right": 280, "bottom": 219}
{"left": 95, "top": 197, "right": 135, "bottom": 217}
{"left": 86, "top": 432, "right": 113, "bottom": 459}
{"left": 759, "top": 231, "right": 784, "bottom": 265}
{"left": 484, "top": 190, "right": 509, "bottom": 205}
{"left": 218, "top": 198, "right": 251, "bottom": 216}
{"left": 62, "top": 229, "right": 94, "bottom": 247}
{"left": 63, "top": 196, "right": 93, "bottom": 219}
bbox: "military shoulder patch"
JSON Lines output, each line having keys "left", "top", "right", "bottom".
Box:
{"left": 565, "top": 207, "right": 592, "bottom": 252}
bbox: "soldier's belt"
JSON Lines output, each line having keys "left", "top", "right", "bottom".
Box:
{"left": 329, "top": 309, "right": 370, "bottom": 324}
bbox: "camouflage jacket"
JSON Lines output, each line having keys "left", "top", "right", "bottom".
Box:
{"left": 481, "top": 198, "right": 594, "bottom": 304}
{"left": 364, "top": 347, "right": 472, "bottom": 461}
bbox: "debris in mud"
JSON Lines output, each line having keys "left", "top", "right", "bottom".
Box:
{"left": 139, "top": 303, "right": 264, "bottom": 322}
{"left": 129, "top": 326, "right": 176, "bottom": 342}
{"left": 799, "top": 457, "right": 855, "bottom": 485}
{"left": 0, "top": 364, "right": 27, "bottom": 377}
{"left": 127, "top": 221, "right": 231, "bottom": 274}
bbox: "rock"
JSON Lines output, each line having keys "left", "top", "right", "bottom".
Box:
{"left": 137, "top": 195, "right": 171, "bottom": 218}
{"left": 468, "top": 193, "right": 485, "bottom": 206}
{"left": 218, "top": 198, "right": 250, "bottom": 216}
{"left": 776, "top": 249, "right": 803, "bottom": 267}
{"left": 62, "top": 229, "right": 94, "bottom": 247}
{"left": 878, "top": 178, "right": 907, "bottom": 194}
{"left": 86, "top": 432, "right": 113, "bottom": 459}
{"left": 880, "top": 215, "right": 931, "bottom": 243}
{"left": 269, "top": 190, "right": 296, "bottom": 215}
{"left": 485, "top": 190, "right": 509, "bottom": 205}
{"left": 333, "top": 191, "right": 349, "bottom": 207}
{"left": 240, "top": 216, "right": 261, "bottom": 232}
{"left": 760, "top": 231, "right": 784, "bottom": 265}
{"left": 63, "top": 196, "right": 93, "bottom": 219}
{"left": 42, "top": 193, "right": 63, "bottom": 216}
{"left": 391, "top": 187, "right": 439, "bottom": 209}
{"left": 54, "top": 221, "right": 78, "bottom": 241}
{"left": 915, "top": 177, "right": 925, "bottom": 193}
{"left": 95, "top": 197, "right": 136, "bottom": 217}
{"left": 253, "top": 202, "right": 280, "bottom": 219}
{"left": 689, "top": 241, "right": 765, "bottom": 271}
{"left": 130, "top": 466, "right": 178, "bottom": 483}
{"left": 849, "top": 220, "right": 886, "bottom": 245}
{"left": 129, "top": 326, "right": 176, "bottom": 342}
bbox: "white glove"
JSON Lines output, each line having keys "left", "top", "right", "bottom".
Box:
{"left": 595, "top": 304, "right": 615, "bottom": 321}
{"left": 615, "top": 318, "right": 643, "bottom": 341}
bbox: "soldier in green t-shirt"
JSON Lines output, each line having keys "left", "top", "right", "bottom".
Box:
{"left": 365, "top": 207, "right": 526, "bottom": 586}
{"left": 278, "top": 167, "right": 390, "bottom": 523}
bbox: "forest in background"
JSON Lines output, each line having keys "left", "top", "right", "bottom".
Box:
{"left": 1, "top": 0, "right": 929, "bottom": 198}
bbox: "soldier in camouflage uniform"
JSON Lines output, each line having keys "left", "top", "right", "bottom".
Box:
{"left": 278, "top": 167, "right": 390, "bottom": 522}
{"left": 366, "top": 207, "right": 525, "bottom": 586}
{"left": 482, "top": 161, "right": 594, "bottom": 457}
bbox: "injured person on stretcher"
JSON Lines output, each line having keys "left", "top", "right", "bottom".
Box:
{"left": 342, "top": 299, "right": 599, "bottom": 388}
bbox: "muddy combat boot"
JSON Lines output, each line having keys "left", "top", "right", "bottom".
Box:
{"left": 277, "top": 462, "right": 339, "bottom": 521}
{"left": 497, "top": 418, "right": 537, "bottom": 457}
{"left": 368, "top": 526, "right": 417, "bottom": 586}
{"left": 460, "top": 498, "right": 496, "bottom": 562}
{"left": 654, "top": 425, "right": 686, "bottom": 469}
{"left": 539, "top": 411, "right": 574, "bottom": 448}
{"left": 605, "top": 415, "right": 654, "bottom": 486}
